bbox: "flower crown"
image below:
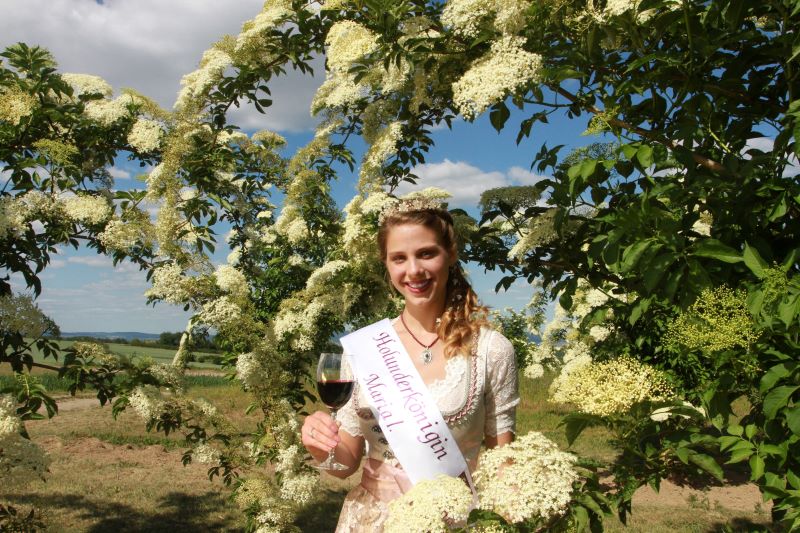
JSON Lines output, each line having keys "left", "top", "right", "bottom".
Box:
{"left": 377, "top": 195, "right": 448, "bottom": 225}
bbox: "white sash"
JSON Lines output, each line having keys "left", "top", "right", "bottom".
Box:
{"left": 340, "top": 319, "right": 471, "bottom": 486}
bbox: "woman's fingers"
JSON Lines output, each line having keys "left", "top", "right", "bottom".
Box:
{"left": 301, "top": 411, "right": 340, "bottom": 452}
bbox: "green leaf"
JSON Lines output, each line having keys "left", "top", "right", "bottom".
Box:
{"left": 727, "top": 423, "right": 744, "bottom": 436}
{"left": 743, "top": 242, "right": 768, "bottom": 278}
{"left": 489, "top": 102, "right": 510, "bottom": 133}
{"left": 689, "top": 453, "right": 724, "bottom": 481}
{"left": 768, "top": 192, "right": 789, "bottom": 222}
{"left": 787, "top": 470, "right": 800, "bottom": 490}
{"left": 621, "top": 239, "right": 654, "bottom": 272}
{"left": 750, "top": 454, "right": 765, "bottom": 481}
{"left": 692, "top": 239, "right": 742, "bottom": 263}
{"left": 763, "top": 385, "right": 799, "bottom": 419}
{"left": 760, "top": 362, "right": 795, "bottom": 393}
{"left": 778, "top": 294, "right": 800, "bottom": 326}
{"left": 636, "top": 145, "right": 654, "bottom": 167}
{"left": 786, "top": 406, "right": 800, "bottom": 435}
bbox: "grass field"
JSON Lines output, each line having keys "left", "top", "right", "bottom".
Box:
{"left": 2, "top": 371, "right": 773, "bottom": 532}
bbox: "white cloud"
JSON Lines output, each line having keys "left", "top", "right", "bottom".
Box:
{"left": 67, "top": 255, "right": 112, "bottom": 268}
{"left": 108, "top": 167, "right": 131, "bottom": 180}
{"left": 0, "top": 0, "right": 322, "bottom": 133}
{"left": 395, "top": 159, "right": 550, "bottom": 207}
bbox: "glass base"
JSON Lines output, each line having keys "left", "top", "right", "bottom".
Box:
{"left": 312, "top": 456, "right": 349, "bottom": 471}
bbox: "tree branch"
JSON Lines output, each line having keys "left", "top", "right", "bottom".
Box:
{"left": 550, "top": 85, "right": 730, "bottom": 176}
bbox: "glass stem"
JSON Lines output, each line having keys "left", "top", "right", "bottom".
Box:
{"left": 327, "top": 409, "right": 338, "bottom": 463}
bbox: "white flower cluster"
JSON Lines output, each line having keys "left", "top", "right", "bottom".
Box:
{"left": 198, "top": 296, "right": 242, "bottom": 330}
{"left": 508, "top": 210, "right": 560, "bottom": 261}
{"left": 603, "top": 0, "right": 640, "bottom": 17}
{"left": 175, "top": 48, "right": 233, "bottom": 111}
{"left": 61, "top": 73, "right": 113, "bottom": 97}
{"left": 385, "top": 475, "right": 473, "bottom": 533}
{"left": 128, "top": 118, "right": 163, "bottom": 153}
{"left": 84, "top": 94, "right": 137, "bottom": 126}
{"left": 0, "top": 86, "right": 37, "bottom": 125}
{"left": 99, "top": 214, "right": 154, "bottom": 252}
{"left": 193, "top": 442, "right": 221, "bottom": 464}
{"left": 127, "top": 385, "right": 167, "bottom": 422}
{"left": 312, "top": 20, "right": 378, "bottom": 113}
{"left": 61, "top": 194, "right": 112, "bottom": 225}
{"left": 0, "top": 394, "right": 51, "bottom": 489}
{"left": 235, "top": 0, "right": 294, "bottom": 53}
{"left": 235, "top": 351, "right": 270, "bottom": 390}
{"left": 0, "top": 195, "right": 27, "bottom": 239}
{"left": 361, "top": 121, "right": 403, "bottom": 178}
{"left": 145, "top": 262, "right": 195, "bottom": 305}
{"left": 305, "top": 260, "right": 349, "bottom": 292}
{"left": 148, "top": 363, "right": 184, "bottom": 391}
{"left": 550, "top": 356, "right": 673, "bottom": 417}
{"left": 453, "top": 35, "right": 543, "bottom": 120}
{"left": 215, "top": 264, "right": 249, "bottom": 299}
{"left": 192, "top": 398, "right": 219, "bottom": 418}
{"left": 325, "top": 20, "right": 380, "bottom": 73}
{"left": 252, "top": 129, "right": 287, "bottom": 148}
{"left": 442, "top": 0, "right": 531, "bottom": 37}
{"left": 274, "top": 205, "right": 309, "bottom": 245}
{"left": 475, "top": 431, "right": 577, "bottom": 523}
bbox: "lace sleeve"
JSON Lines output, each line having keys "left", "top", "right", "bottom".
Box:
{"left": 483, "top": 330, "right": 520, "bottom": 437}
{"left": 337, "top": 382, "right": 363, "bottom": 438}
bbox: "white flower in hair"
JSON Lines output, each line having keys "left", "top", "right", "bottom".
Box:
{"left": 377, "top": 187, "right": 451, "bottom": 224}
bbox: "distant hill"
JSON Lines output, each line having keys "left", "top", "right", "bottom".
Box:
{"left": 61, "top": 331, "right": 161, "bottom": 341}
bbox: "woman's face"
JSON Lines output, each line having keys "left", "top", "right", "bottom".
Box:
{"left": 383, "top": 223, "right": 455, "bottom": 311}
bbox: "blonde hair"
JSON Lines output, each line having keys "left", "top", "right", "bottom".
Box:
{"left": 377, "top": 208, "right": 488, "bottom": 358}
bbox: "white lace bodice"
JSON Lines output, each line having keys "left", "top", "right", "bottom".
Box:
{"left": 337, "top": 326, "right": 519, "bottom": 471}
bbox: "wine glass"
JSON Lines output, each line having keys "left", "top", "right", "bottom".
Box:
{"left": 314, "top": 352, "right": 354, "bottom": 470}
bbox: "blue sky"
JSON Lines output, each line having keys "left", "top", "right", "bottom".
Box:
{"left": 2, "top": 0, "right": 593, "bottom": 333}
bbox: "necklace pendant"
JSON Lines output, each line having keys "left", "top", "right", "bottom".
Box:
{"left": 421, "top": 348, "right": 433, "bottom": 365}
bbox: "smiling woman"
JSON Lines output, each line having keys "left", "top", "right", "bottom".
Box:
{"left": 301, "top": 198, "right": 519, "bottom": 532}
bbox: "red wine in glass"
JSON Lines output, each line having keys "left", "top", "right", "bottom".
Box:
{"left": 313, "top": 353, "right": 354, "bottom": 471}
{"left": 317, "top": 380, "right": 355, "bottom": 410}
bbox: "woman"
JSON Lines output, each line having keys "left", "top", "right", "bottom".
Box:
{"left": 301, "top": 202, "right": 519, "bottom": 532}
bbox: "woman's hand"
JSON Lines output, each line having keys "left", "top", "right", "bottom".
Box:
{"left": 301, "top": 410, "right": 341, "bottom": 457}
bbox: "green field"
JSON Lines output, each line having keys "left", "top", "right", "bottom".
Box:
{"left": 1, "top": 371, "right": 773, "bottom": 532}
{"left": 21, "top": 339, "right": 222, "bottom": 368}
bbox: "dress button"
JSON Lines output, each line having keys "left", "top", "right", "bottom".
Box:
{"left": 383, "top": 450, "right": 395, "bottom": 460}
{"left": 371, "top": 425, "right": 382, "bottom": 433}
{"left": 378, "top": 437, "right": 388, "bottom": 445}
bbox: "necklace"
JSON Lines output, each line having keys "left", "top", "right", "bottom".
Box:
{"left": 400, "top": 312, "right": 440, "bottom": 365}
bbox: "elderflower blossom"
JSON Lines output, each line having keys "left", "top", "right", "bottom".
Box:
{"left": 550, "top": 356, "right": 673, "bottom": 416}
{"left": 442, "top": 0, "right": 531, "bottom": 36}
{"left": 274, "top": 444, "right": 303, "bottom": 474}
{"left": 84, "top": 94, "right": 136, "bottom": 125}
{"left": 508, "top": 210, "right": 559, "bottom": 260}
{"left": 326, "top": 21, "right": 379, "bottom": 73}
{"left": 305, "top": 260, "right": 349, "bottom": 292}
{"left": 252, "top": 129, "right": 287, "bottom": 147}
{"left": 145, "top": 262, "right": 194, "bottom": 304}
{"left": 235, "top": 0, "right": 294, "bottom": 52}
{"left": 279, "top": 472, "right": 317, "bottom": 505}
{"left": 311, "top": 74, "right": 367, "bottom": 113}
{"left": 589, "top": 325, "right": 611, "bottom": 342}
{"left": 0, "top": 86, "right": 37, "bottom": 125}
{"left": 61, "top": 194, "right": 112, "bottom": 225}
{"left": 475, "top": 431, "right": 577, "bottom": 523}
{"left": 604, "top": 0, "right": 640, "bottom": 17}
{"left": 199, "top": 296, "right": 242, "bottom": 330}
{"left": 0, "top": 196, "right": 26, "bottom": 239}
{"left": 175, "top": 49, "right": 233, "bottom": 110}
{"left": 99, "top": 216, "right": 153, "bottom": 252}
{"left": 148, "top": 363, "right": 184, "bottom": 390}
{"left": 385, "top": 475, "right": 473, "bottom": 533}
{"left": 453, "top": 35, "right": 543, "bottom": 120}
{"left": 215, "top": 264, "right": 249, "bottom": 298}
{"left": 0, "top": 395, "right": 22, "bottom": 437}
{"left": 128, "top": 118, "right": 163, "bottom": 153}
{"left": 665, "top": 286, "right": 759, "bottom": 353}
{"left": 193, "top": 443, "right": 221, "bottom": 464}
{"left": 128, "top": 385, "right": 166, "bottom": 421}
{"left": 61, "top": 73, "right": 113, "bottom": 97}
{"left": 362, "top": 122, "right": 403, "bottom": 174}
{"left": 192, "top": 398, "right": 218, "bottom": 418}
{"left": 235, "top": 351, "right": 269, "bottom": 390}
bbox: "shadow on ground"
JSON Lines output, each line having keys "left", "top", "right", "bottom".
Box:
{"left": 294, "top": 489, "right": 348, "bottom": 533}
{"left": 7, "top": 490, "right": 237, "bottom": 532}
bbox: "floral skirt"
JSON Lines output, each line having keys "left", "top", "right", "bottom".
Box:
{"left": 335, "top": 459, "right": 410, "bottom": 533}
